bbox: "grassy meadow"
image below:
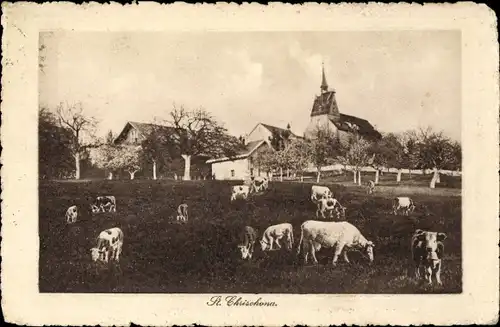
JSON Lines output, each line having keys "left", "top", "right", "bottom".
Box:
{"left": 39, "top": 176, "right": 462, "bottom": 293}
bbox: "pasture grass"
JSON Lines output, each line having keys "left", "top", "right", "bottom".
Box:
{"left": 39, "top": 179, "right": 462, "bottom": 293}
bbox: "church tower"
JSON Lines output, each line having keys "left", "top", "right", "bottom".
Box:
{"left": 304, "top": 64, "right": 341, "bottom": 139}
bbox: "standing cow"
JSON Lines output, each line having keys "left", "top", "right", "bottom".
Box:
{"left": 316, "top": 197, "right": 346, "bottom": 220}
{"left": 311, "top": 185, "right": 333, "bottom": 204}
{"left": 176, "top": 203, "right": 189, "bottom": 223}
{"left": 230, "top": 185, "right": 250, "bottom": 202}
{"left": 297, "top": 220, "right": 374, "bottom": 266}
{"left": 65, "top": 205, "right": 78, "bottom": 224}
{"left": 90, "top": 227, "right": 124, "bottom": 264}
{"left": 411, "top": 229, "right": 447, "bottom": 286}
{"left": 90, "top": 196, "right": 117, "bottom": 213}
{"left": 237, "top": 226, "right": 258, "bottom": 260}
{"left": 250, "top": 176, "right": 269, "bottom": 193}
{"left": 392, "top": 197, "right": 415, "bottom": 216}
{"left": 260, "top": 223, "right": 294, "bottom": 251}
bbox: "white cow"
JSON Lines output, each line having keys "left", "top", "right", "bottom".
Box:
{"left": 260, "top": 223, "right": 294, "bottom": 251}
{"left": 66, "top": 205, "right": 78, "bottom": 224}
{"left": 176, "top": 203, "right": 189, "bottom": 223}
{"left": 311, "top": 185, "right": 333, "bottom": 204}
{"left": 366, "top": 180, "right": 375, "bottom": 194}
{"left": 90, "top": 227, "right": 124, "bottom": 264}
{"left": 316, "top": 197, "right": 346, "bottom": 220}
{"left": 392, "top": 197, "right": 416, "bottom": 216}
{"left": 231, "top": 185, "right": 250, "bottom": 201}
{"left": 237, "top": 226, "right": 258, "bottom": 260}
{"left": 297, "top": 220, "right": 375, "bottom": 266}
{"left": 250, "top": 176, "right": 269, "bottom": 193}
{"left": 411, "top": 229, "right": 447, "bottom": 286}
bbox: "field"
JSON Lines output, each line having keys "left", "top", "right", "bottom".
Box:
{"left": 39, "top": 177, "right": 462, "bottom": 293}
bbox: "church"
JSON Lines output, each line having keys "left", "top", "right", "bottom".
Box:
{"left": 208, "top": 65, "right": 381, "bottom": 180}
{"left": 303, "top": 65, "right": 381, "bottom": 142}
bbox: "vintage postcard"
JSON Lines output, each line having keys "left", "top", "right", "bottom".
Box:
{"left": 1, "top": 2, "right": 499, "bottom": 326}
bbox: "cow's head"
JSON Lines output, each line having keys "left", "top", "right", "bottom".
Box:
{"left": 238, "top": 245, "right": 250, "bottom": 260}
{"left": 90, "top": 204, "right": 100, "bottom": 214}
{"left": 415, "top": 230, "right": 447, "bottom": 261}
{"left": 259, "top": 239, "right": 270, "bottom": 251}
{"left": 90, "top": 248, "right": 103, "bottom": 262}
{"left": 364, "top": 241, "right": 375, "bottom": 262}
{"left": 336, "top": 205, "right": 346, "bottom": 219}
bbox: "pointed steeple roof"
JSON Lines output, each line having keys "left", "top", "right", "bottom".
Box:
{"left": 320, "top": 62, "right": 328, "bottom": 92}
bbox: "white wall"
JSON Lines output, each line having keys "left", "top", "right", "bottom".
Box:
{"left": 211, "top": 159, "right": 249, "bottom": 180}
{"left": 304, "top": 115, "right": 338, "bottom": 139}
{"left": 247, "top": 124, "right": 272, "bottom": 143}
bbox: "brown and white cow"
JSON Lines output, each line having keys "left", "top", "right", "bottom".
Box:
{"left": 260, "top": 223, "right": 294, "bottom": 251}
{"left": 366, "top": 180, "right": 375, "bottom": 194}
{"left": 411, "top": 229, "right": 447, "bottom": 286}
{"left": 237, "top": 226, "right": 258, "bottom": 260}
{"left": 66, "top": 205, "right": 78, "bottom": 224}
{"left": 90, "top": 227, "right": 124, "bottom": 264}
{"left": 231, "top": 185, "right": 250, "bottom": 201}
{"left": 392, "top": 197, "right": 415, "bottom": 216}
{"left": 91, "top": 196, "right": 117, "bottom": 213}
{"left": 250, "top": 176, "right": 269, "bottom": 193}
{"left": 176, "top": 203, "right": 189, "bottom": 223}
{"left": 316, "top": 197, "right": 346, "bottom": 220}
{"left": 297, "top": 220, "right": 374, "bottom": 266}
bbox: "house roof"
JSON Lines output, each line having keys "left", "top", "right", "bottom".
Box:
{"left": 206, "top": 139, "right": 268, "bottom": 164}
{"left": 114, "top": 121, "right": 176, "bottom": 144}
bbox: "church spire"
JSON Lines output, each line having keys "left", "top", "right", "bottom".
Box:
{"left": 320, "top": 62, "right": 328, "bottom": 93}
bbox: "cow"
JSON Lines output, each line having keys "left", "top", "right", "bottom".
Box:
{"left": 297, "top": 220, "right": 374, "bottom": 266}
{"left": 66, "top": 205, "right": 78, "bottom": 224}
{"left": 411, "top": 229, "right": 447, "bottom": 286}
{"left": 392, "top": 197, "right": 415, "bottom": 216}
{"left": 231, "top": 185, "right": 250, "bottom": 201}
{"left": 366, "top": 180, "right": 375, "bottom": 194}
{"left": 90, "top": 227, "right": 124, "bottom": 264}
{"left": 250, "top": 176, "right": 269, "bottom": 193}
{"left": 311, "top": 185, "right": 333, "bottom": 204}
{"left": 91, "top": 196, "right": 117, "bottom": 213}
{"left": 176, "top": 203, "right": 189, "bottom": 223}
{"left": 260, "top": 223, "right": 294, "bottom": 251}
{"left": 316, "top": 197, "right": 346, "bottom": 220}
{"left": 237, "top": 226, "right": 257, "bottom": 260}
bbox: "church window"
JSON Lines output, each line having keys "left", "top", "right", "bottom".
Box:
{"left": 231, "top": 170, "right": 235, "bottom": 177}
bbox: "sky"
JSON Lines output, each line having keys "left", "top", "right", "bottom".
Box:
{"left": 39, "top": 31, "right": 461, "bottom": 141}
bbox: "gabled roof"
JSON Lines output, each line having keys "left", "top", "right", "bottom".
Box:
{"left": 206, "top": 139, "right": 268, "bottom": 164}
{"left": 114, "top": 121, "right": 176, "bottom": 145}
{"left": 332, "top": 114, "right": 382, "bottom": 140}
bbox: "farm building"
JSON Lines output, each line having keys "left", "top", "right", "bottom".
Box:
{"left": 303, "top": 65, "right": 381, "bottom": 142}
{"left": 113, "top": 121, "right": 212, "bottom": 180}
{"left": 207, "top": 123, "right": 301, "bottom": 180}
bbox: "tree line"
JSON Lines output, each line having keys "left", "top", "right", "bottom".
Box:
{"left": 39, "top": 102, "right": 244, "bottom": 181}
{"left": 39, "top": 102, "right": 461, "bottom": 188}
{"left": 253, "top": 125, "right": 461, "bottom": 189}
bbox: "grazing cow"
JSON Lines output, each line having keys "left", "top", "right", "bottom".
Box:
{"left": 90, "top": 227, "right": 124, "bottom": 264}
{"left": 66, "top": 205, "right": 78, "bottom": 224}
{"left": 250, "top": 176, "right": 269, "bottom": 193}
{"left": 260, "top": 223, "right": 294, "bottom": 251}
{"left": 366, "top": 180, "right": 375, "bottom": 194}
{"left": 237, "top": 226, "right": 257, "bottom": 260}
{"left": 91, "top": 196, "right": 117, "bottom": 213}
{"left": 392, "top": 197, "right": 415, "bottom": 216}
{"left": 411, "top": 229, "right": 447, "bottom": 286}
{"left": 297, "top": 220, "right": 374, "bottom": 266}
{"left": 311, "top": 185, "right": 333, "bottom": 204}
{"left": 176, "top": 203, "right": 189, "bottom": 223}
{"left": 316, "top": 197, "right": 346, "bottom": 220}
{"left": 231, "top": 185, "right": 250, "bottom": 201}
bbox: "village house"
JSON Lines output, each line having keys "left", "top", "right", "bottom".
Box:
{"left": 207, "top": 123, "right": 301, "bottom": 180}
{"left": 207, "top": 65, "right": 381, "bottom": 180}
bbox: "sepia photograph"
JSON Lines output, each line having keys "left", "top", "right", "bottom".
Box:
{"left": 1, "top": 2, "right": 498, "bottom": 326}
{"left": 38, "top": 30, "right": 463, "bottom": 294}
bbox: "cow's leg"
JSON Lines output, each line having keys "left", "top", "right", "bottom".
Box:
{"left": 343, "top": 250, "right": 351, "bottom": 264}
{"left": 310, "top": 243, "right": 318, "bottom": 265}
{"left": 332, "top": 243, "right": 345, "bottom": 266}
{"left": 425, "top": 265, "right": 433, "bottom": 285}
{"left": 274, "top": 236, "right": 282, "bottom": 250}
{"left": 435, "top": 262, "right": 442, "bottom": 286}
